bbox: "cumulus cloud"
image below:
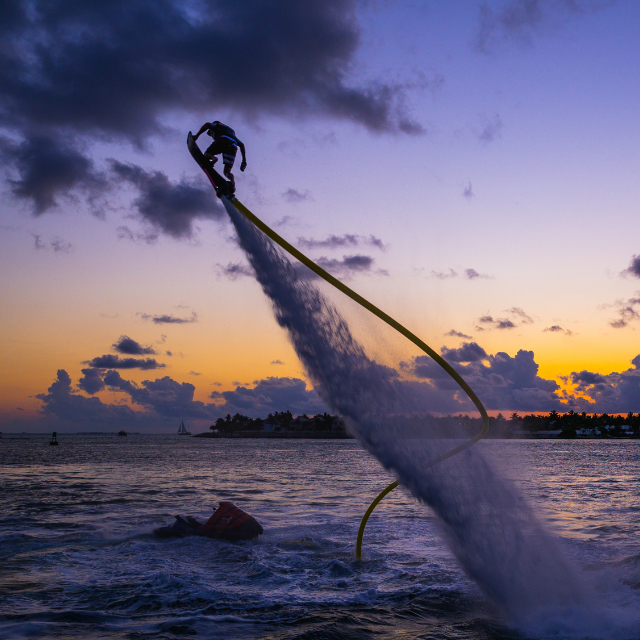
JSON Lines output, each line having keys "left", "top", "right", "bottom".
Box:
{"left": 210, "top": 377, "right": 327, "bottom": 416}
{"left": 112, "top": 335, "right": 157, "bottom": 355}
{"left": 298, "top": 234, "right": 386, "bottom": 250}
{"left": 622, "top": 255, "right": 640, "bottom": 279}
{"left": 567, "top": 355, "right": 640, "bottom": 412}
{"left": 215, "top": 262, "right": 254, "bottom": 280}
{"left": 77, "top": 367, "right": 106, "bottom": 395}
{"left": 84, "top": 355, "right": 165, "bottom": 370}
{"left": 406, "top": 348, "right": 566, "bottom": 411}
{"left": 283, "top": 188, "right": 314, "bottom": 203}
{"left": 139, "top": 311, "right": 198, "bottom": 324}
{"left": 110, "top": 161, "right": 223, "bottom": 239}
{"left": 36, "top": 369, "right": 138, "bottom": 424}
{"left": 474, "top": 0, "right": 614, "bottom": 54}
{"left": 441, "top": 342, "right": 489, "bottom": 363}
{"left": 104, "top": 371, "right": 213, "bottom": 419}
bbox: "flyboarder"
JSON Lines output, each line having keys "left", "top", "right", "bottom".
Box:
{"left": 193, "top": 121, "right": 247, "bottom": 193}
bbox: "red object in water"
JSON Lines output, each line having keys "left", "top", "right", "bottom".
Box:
{"left": 198, "top": 501, "right": 263, "bottom": 539}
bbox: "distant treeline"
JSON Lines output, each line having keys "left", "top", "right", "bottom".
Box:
{"left": 210, "top": 410, "right": 640, "bottom": 439}
{"left": 457, "top": 411, "right": 640, "bottom": 438}
{"left": 210, "top": 411, "right": 347, "bottom": 434}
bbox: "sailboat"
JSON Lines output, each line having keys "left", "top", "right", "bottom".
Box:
{"left": 178, "top": 420, "right": 191, "bottom": 436}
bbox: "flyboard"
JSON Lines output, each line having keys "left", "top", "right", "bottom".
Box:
{"left": 187, "top": 132, "right": 490, "bottom": 558}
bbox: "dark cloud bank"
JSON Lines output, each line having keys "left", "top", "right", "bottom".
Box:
{"left": 1, "top": 0, "right": 422, "bottom": 236}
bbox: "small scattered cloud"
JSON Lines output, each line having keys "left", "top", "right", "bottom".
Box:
{"left": 139, "top": 311, "right": 198, "bottom": 324}
{"left": 189, "top": 371, "right": 201, "bottom": 376}
{"left": 474, "top": 0, "right": 614, "bottom": 54}
{"left": 431, "top": 268, "right": 491, "bottom": 280}
{"left": 445, "top": 329, "right": 473, "bottom": 339}
{"left": 117, "top": 226, "right": 159, "bottom": 245}
{"left": 431, "top": 268, "right": 458, "bottom": 279}
{"left": 314, "top": 254, "right": 387, "bottom": 277}
{"left": 465, "top": 268, "right": 491, "bottom": 280}
{"left": 478, "top": 307, "right": 533, "bottom": 330}
{"left": 282, "top": 188, "right": 314, "bottom": 203}
{"left": 478, "top": 315, "right": 516, "bottom": 330}
{"left": 112, "top": 335, "right": 157, "bottom": 355}
{"left": 84, "top": 354, "right": 166, "bottom": 370}
{"left": 298, "top": 234, "right": 386, "bottom": 251}
{"left": 544, "top": 325, "right": 573, "bottom": 336}
{"left": 622, "top": 255, "right": 640, "bottom": 279}
{"left": 607, "top": 293, "right": 640, "bottom": 329}
{"left": 32, "top": 234, "right": 74, "bottom": 254}
{"left": 215, "top": 262, "right": 254, "bottom": 280}
{"left": 507, "top": 307, "right": 534, "bottom": 324}
{"left": 271, "top": 360, "right": 284, "bottom": 365}
{"left": 477, "top": 114, "right": 503, "bottom": 144}
{"left": 463, "top": 181, "right": 474, "bottom": 198}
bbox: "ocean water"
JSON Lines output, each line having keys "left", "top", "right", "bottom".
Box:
{"left": 2, "top": 435, "right": 640, "bottom": 639}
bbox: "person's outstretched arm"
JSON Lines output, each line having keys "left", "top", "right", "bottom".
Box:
{"left": 194, "top": 123, "right": 212, "bottom": 140}
{"left": 238, "top": 140, "right": 247, "bottom": 171}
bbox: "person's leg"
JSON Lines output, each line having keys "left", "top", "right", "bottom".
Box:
{"left": 222, "top": 143, "right": 238, "bottom": 190}
{"left": 205, "top": 139, "right": 226, "bottom": 164}
{"left": 223, "top": 164, "right": 235, "bottom": 190}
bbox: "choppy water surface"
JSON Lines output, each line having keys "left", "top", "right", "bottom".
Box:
{"left": 2, "top": 436, "right": 640, "bottom": 639}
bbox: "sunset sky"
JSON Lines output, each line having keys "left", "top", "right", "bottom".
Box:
{"left": 1, "top": 0, "right": 639, "bottom": 432}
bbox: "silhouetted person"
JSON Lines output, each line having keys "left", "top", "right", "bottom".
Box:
{"left": 193, "top": 121, "right": 246, "bottom": 192}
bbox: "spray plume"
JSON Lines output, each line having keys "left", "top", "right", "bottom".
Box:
{"left": 223, "top": 198, "right": 607, "bottom": 633}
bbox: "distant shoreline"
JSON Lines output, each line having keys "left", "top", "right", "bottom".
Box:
{"left": 192, "top": 432, "right": 640, "bottom": 440}
{"left": 193, "top": 431, "right": 353, "bottom": 439}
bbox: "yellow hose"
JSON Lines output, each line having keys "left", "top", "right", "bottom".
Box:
{"left": 228, "top": 196, "right": 490, "bottom": 558}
